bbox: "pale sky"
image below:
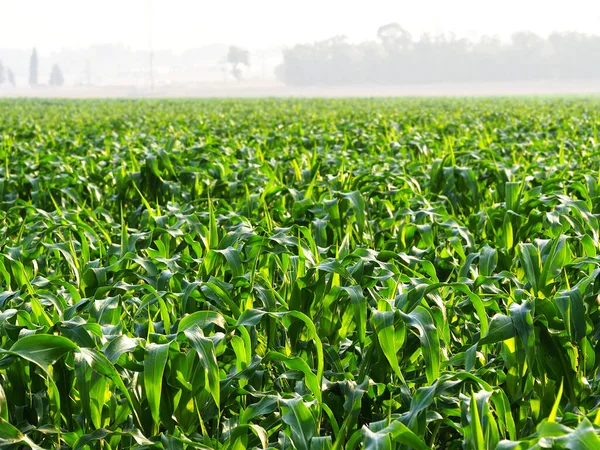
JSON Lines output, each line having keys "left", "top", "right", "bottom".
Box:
{"left": 1, "top": 0, "right": 600, "bottom": 53}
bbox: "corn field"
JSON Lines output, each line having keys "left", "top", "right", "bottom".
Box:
{"left": 0, "top": 98, "right": 599, "bottom": 449}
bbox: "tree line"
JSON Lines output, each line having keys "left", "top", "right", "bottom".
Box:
{"left": 0, "top": 48, "right": 64, "bottom": 87}
{"left": 277, "top": 24, "right": 600, "bottom": 86}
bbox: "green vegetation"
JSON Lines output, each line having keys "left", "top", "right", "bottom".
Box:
{"left": 0, "top": 98, "right": 599, "bottom": 449}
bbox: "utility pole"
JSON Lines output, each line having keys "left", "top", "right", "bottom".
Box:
{"left": 147, "top": 0, "right": 155, "bottom": 94}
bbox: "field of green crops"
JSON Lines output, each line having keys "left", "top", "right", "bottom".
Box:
{"left": 1, "top": 98, "right": 600, "bottom": 449}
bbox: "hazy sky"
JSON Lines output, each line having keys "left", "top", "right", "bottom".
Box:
{"left": 2, "top": 0, "right": 600, "bottom": 53}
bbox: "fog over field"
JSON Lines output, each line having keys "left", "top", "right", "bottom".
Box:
{"left": 1, "top": 0, "right": 600, "bottom": 97}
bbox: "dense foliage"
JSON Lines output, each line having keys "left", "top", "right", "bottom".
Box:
{"left": 0, "top": 98, "right": 599, "bottom": 449}
{"left": 278, "top": 24, "right": 600, "bottom": 85}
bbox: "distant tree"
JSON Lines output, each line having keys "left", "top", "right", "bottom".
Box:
{"left": 29, "top": 48, "right": 38, "bottom": 86}
{"left": 0, "top": 61, "right": 5, "bottom": 85}
{"left": 274, "top": 63, "right": 285, "bottom": 82}
{"left": 49, "top": 64, "right": 64, "bottom": 87}
{"left": 7, "top": 68, "right": 15, "bottom": 86}
{"left": 377, "top": 23, "right": 412, "bottom": 52}
{"left": 227, "top": 46, "right": 250, "bottom": 80}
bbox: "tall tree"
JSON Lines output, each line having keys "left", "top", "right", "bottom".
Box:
{"left": 29, "top": 48, "right": 38, "bottom": 86}
{"left": 0, "top": 61, "right": 5, "bottom": 85}
{"left": 49, "top": 64, "right": 64, "bottom": 87}
{"left": 227, "top": 46, "right": 250, "bottom": 81}
{"left": 7, "top": 68, "right": 15, "bottom": 86}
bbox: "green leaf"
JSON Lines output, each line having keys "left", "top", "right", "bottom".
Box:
{"left": 539, "top": 236, "right": 567, "bottom": 294}
{"left": 518, "top": 243, "right": 541, "bottom": 295}
{"left": 8, "top": 334, "right": 77, "bottom": 372}
{"left": 340, "top": 285, "right": 366, "bottom": 344}
{"left": 470, "top": 390, "right": 486, "bottom": 450}
{"left": 103, "top": 335, "right": 140, "bottom": 363}
{"left": 362, "top": 426, "right": 392, "bottom": 450}
{"left": 73, "top": 428, "right": 153, "bottom": 450}
{"left": 214, "top": 247, "right": 244, "bottom": 278}
{"left": 479, "top": 245, "right": 498, "bottom": 277}
{"left": 480, "top": 314, "right": 515, "bottom": 345}
{"left": 144, "top": 342, "right": 170, "bottom": 427}
{"left": 178, "top": 311, "right": 226, "bottom": 333}
{"left": 371, "top": 310, "right": 404, "bottom": 382}
{"left": 0, "top": 417, "right": 44, "bottom": 449}
{"left": 399, "top": 306, "right": 440, "bottom": 384}
{"left": 340, "top": 191, "right": 366, "bottom": 235}
{"left": 184, "top": 326, "right": 221, "bottom": 408}
{"left": 367, "top": 420, "right": 430, "bottom": 450}
{"left": 558, "top": 418, "right": 600, "bottom": 450}
{"left": 263, "top": 351, "right": 321, "bottom": 402}
{"left": 548, "top": 379, "right": 563, "bottom": 423}
{"left": 281, "top": 397, "right": 317, "bottom": 450}
{"left": 509, "top": 300, "right": 534, "bottom": 363}
{"left": 555, "top": 289, "right": 586, "bottom": 342}
{"left": 78, "top": 348, "right": 142, "bottom": 428}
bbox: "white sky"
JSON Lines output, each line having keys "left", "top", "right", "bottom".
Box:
{"left": 1, "top": 0, "right": 600, "bottom": 53}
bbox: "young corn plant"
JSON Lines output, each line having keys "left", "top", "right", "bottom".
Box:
{"left": 0, "top": 98, "right": 598, "bottom": 448}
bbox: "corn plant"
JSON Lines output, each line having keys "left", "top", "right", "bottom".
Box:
{"left": 0, "top": 98, "right": 598, "bottom": 448}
